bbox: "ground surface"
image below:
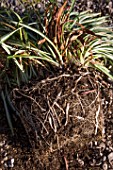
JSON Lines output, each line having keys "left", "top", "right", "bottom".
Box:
{"left": 1, "top": 0, "right": 113, "bottom": 170}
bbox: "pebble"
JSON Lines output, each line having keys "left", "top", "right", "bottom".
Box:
{"left": 103, "top": 156, "right": 107, "bottom": 162}
{"left": 4, "top": 158, "right": 14, "bottom": 168}
{"left": 99, "top": 142, "right": 106, "bottom": 151}
{"left": 95, "top": 141, "right": 98, "bottom": 146}
{"left": 103, "top": 162, "right": 108, "bottom": 170}
{"left": 77, "top": 158, "right": 84, "bottom": 167}
{"left": 90, "top": 159, "right": 96, "bottom": 166}
{"left": 0, "top": 140, "right": 5, "bottom": 147}
{"left": 108, "top": 152, "right": 113, "bottom": 166}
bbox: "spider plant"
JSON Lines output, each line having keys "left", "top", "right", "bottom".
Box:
{"left": 1, "top": 0, "right": 113, "bottom": 135}
{"left": 1, "top": 0, "right": 113, "bottom": 86}
{"left": 0, "top": 8, "right": 60, "bottom": 87}
{"left": 39, "top": 1, "right": 113, "bottom": 79}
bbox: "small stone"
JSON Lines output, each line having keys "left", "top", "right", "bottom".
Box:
{"left": 106, "top": 147, "right": 109, "bottom": 150}
{"left": 0, "top": 141, "right": 5, "bottom": 147}
{"left": 1, "top": 148, "right": 3, "bottom": 153}
{"left": 108, "top": 152, "right": 113, "bottom": 165}
{"left": 3, "top": 156, "right": 8, "bottom": 162}
{"left": 100, "top": 152, "right": 103, "bottom": 156}
{"left": 3, "top": 152, "right": 8, "bottom": 157}
{"left": 4, "top": 158, "right": 14, "bottom": 168}
{"left": 95, "top": 141, "right": 97, "bottom": 146}
{"left": 87, "top": 1, "right": 93, "bottom": 9}
{"left": 90, "top": 159, "right": 96, "bottom": 166}
{"left": 107, "top": 141, "right": 112, "bottom": 147}
{"left": 105, "top": 101, "right": 108, "bottom": 105}
{"left": 4, "top": 143, "right": 10, "bottom": 149}
{"left": 103, "top": 156, "right": 107, "bottom": 162}
{"left": 77, "top": 158, "right": 84, "bottom": 167}
{"left": 99, "top": 142, "right": 106, "bottom": 151}
{"left": 89, "top": 141, "right": 93, "bottom": 148}
{"left": 102, "top": 162, "right": 108, "bottom": 170}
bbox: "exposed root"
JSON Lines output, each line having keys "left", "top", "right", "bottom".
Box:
{"left": 10, "top": 69, "right": 109, "bottom": 157}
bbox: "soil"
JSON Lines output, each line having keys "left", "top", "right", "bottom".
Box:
{"left": 1, "top": 0, "right": 113, "bottom": 170}
{"left": 1, "top": 65, "right": 113, "bottom": 170}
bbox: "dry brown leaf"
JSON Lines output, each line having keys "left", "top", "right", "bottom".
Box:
{"left": 37, "top": 39, "right": 46, "bottom": 45}
{"left": 56, "top": 0, "right": 68, "bottom": 25}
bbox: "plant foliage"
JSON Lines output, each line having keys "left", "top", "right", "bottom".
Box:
{"left": 1, "top": 0, "right": 113, "bottom": 135}
{"left": 0, "top": 0, "right": 113, "bottom": 86}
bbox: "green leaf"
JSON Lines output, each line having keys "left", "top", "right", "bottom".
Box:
{"left": 0, "top": 27, "right": 22, "bottom": 43}
{"left": 12, "top": 21, "right": 63, "bottom": 65}
{"left": 94, "top": 64, "right": 113, "bottom": 80}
